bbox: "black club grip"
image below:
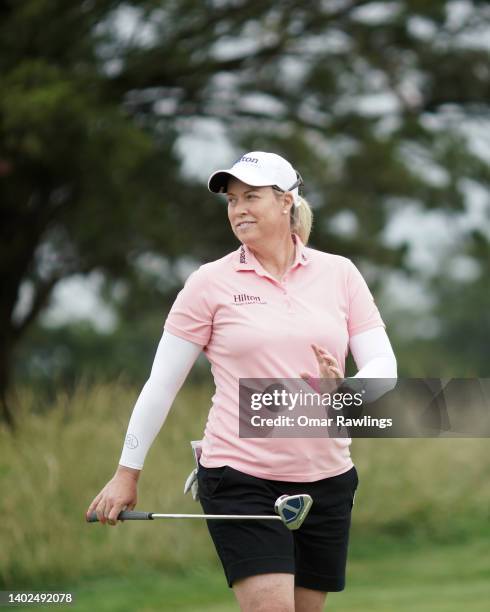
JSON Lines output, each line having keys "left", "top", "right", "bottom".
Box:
{"left": 86, "top": 511, "right": 153, "bottom": 522}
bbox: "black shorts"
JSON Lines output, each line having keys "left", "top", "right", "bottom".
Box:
{"left": 197, "top": 462, "right": 359, "bottom": 592}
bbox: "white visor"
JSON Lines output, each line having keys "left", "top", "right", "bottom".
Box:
{"left": 208, "top": 151, "right": 303, "bottom": 206}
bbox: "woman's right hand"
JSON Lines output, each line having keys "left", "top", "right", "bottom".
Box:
{"left": 86, "top": 466, "right": 140, "bottom": 526}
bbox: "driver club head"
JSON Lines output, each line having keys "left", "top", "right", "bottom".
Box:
{"left": 274, "top": 494, "right": 313, "bottom": 530}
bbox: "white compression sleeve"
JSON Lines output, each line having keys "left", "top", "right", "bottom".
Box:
{"left": 349, "top": 326, "right": 398, "bottom": 378}
{"left": 118, "top": 331, "right": 203, "bottom": 470}
{"left": 347, "top": 326, "right": 397, "bottom": 401}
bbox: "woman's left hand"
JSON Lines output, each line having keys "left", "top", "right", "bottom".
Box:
{"left": 300, "top": 344, "right": 343, "bottom": 392}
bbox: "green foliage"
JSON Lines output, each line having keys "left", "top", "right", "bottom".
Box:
{"left": 1, "top": 0, "right": 489, "bottom": 404}
{"left": 13, "top": 317, "right": 211, "bottom": 394}
{"left": 0, "top": 382, "right": 489, "bottom": 589}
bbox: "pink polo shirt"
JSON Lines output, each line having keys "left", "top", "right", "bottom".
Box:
{"left": 164, "top": 233, "right": 385, "bottom": 481}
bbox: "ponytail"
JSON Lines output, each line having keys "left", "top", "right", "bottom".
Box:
{"left": 291, "top": 196, "right": 313, "bottom": 245}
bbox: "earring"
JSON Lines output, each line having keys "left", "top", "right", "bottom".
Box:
{"left": 283, "top": 210, "right": 288, "bottom": 214}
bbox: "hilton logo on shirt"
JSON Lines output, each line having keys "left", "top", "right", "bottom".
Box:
{"left": 232, "top": 294, "right": 267, "bottom": 305}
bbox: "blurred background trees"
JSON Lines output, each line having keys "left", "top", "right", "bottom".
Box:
{"left": 1, "top": 0, "right": 489, "bottom": 424}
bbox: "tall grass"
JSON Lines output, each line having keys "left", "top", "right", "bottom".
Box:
{"left": 1, "top": 381, "right": 489, "bottom": 588}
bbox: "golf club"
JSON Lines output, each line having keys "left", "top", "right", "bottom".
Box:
{"left": 86, "top": 493, "right": 313, "bottom": 531}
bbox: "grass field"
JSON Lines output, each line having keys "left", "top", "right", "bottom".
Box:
{"left": 11, "top": 536, "right": 490, "bottom": 611}
{"left": 1, "top": 381, "right": 489, "bottom": 610}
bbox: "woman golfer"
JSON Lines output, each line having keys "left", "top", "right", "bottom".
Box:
{"left": 87, "top": 151, "right": 396, "bottom": 611}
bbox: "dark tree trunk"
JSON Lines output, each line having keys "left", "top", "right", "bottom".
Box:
{"left": 0, "top": 339, "right": 15, "bottom": 431}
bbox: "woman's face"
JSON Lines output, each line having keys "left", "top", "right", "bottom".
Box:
{"left": 226, "top": 177, "right": 291, "bottom": 245}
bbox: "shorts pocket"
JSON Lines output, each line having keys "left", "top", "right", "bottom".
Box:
{"left": 327, "top": 467, "right": 359, "bottom": 512}
{"left": 198, "top": 465, "right": 230, "bottom": 498}
{"left": 329, "top": 466, "right": 358, "bottom": 491}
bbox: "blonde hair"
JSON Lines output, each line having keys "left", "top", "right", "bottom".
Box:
{"left": 290, "top": 196, "right": 313, "bottom": 245}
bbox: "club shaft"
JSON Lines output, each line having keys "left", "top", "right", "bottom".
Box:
{"left": 151, "top": 513, "right": 282, "bottom": 520}
{"left": 86, "top": 511, "right": 283, "bottom": 523}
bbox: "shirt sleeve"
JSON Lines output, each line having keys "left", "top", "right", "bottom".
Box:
{"left": 346, "top": 259, "right": 386, "bottom": 336}
{"left": 164, "top": 266, "right": 213, "bottom": 347}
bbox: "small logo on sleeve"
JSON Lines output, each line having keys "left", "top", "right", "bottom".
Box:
{"left": 232, "top": 294, "right": 267, "bottom": 305}
{"left": 125, "top": 434, "right": 139, "bottom": 449}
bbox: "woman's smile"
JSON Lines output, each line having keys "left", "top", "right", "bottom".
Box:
{"left": 236, "top": 221, "right": 256, "bottom": 231}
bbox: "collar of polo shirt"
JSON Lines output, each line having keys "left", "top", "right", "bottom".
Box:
{"left": 234, "top": 233, "right": 309, "bottom": 273}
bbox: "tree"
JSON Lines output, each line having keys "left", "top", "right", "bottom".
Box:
{"left": 1, "top": 0, "right": 489, "bottom": 424}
